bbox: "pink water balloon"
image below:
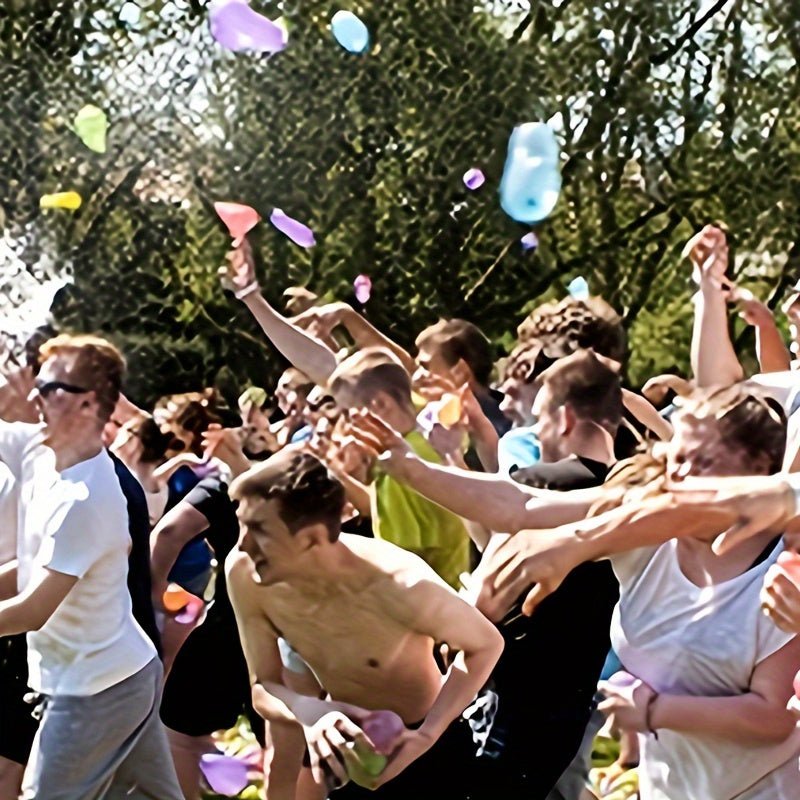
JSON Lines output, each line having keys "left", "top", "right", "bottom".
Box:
{"left": 269, "top": 208, "right": 315, "bottom": 248}
{"left": 520, "top": 232, "right": 538, "bottom": 251}
{"left": 209, "top": 0, "right": 287, "bottom": 54}
{"left": 606, "top": 670, "right": 636, "bottom": 688}
{"left": 199, "top": 753, "right": 249, "bottom": 796}
{"left": 362, "top": 710, "right": 405, "bottom": 755}
{"left": 214, "top": 202, "right": 260, "bottom": 240}
{"left": 354, "top": 274, "right": 372, "bottom": 304}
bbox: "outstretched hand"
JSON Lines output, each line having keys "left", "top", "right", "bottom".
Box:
{"left": 473, "top": 526, "right": 584, "bottom": 622}
{"left": 201, "top": 423, "right": 252, "bottom": 478}
{"left": 683, "top": 224, "right": 730, "bottom": 288}
{"left": 303, "top": 710, "right": 374, "bottom": 791}
{"left": 641, "top": 374, "right": 692, "bottom": 406}
{"left": 736, "top": 293, "right": 776, "bottom": 329}
{"left": 0, "top": 359, "right": 38, "bottom": 423}
{"left": 348, "top": 411, "right": 414, "bottom": 475}
{"left": 760, "top": 556, "right": 800, "bottom": 634}
{"left": 665, "top": 476, "right": 795, "bottom": 554}
{"left": 219, "top": 237, "right": 259, "bottom": 298}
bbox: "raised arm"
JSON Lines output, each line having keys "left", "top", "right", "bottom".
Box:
{"left": 293, "top": 302, "right": 417, "bottom": 376}
{"left": 349, "top": 411, "right": 597, "bottom": 534}
{"left": 475, "top": 492, "right": 746, "bottom": 621}
{"left": 220, "top": 239, "right": 338, "bottom": 387}
{"left": 687, "top": 226, "right": 745, "bottom": 387}
{"left": 738, "top": 295, "right": 792, "bottom": 374}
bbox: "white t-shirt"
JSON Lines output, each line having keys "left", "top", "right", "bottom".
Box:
{"left": 0, "top": 460, "right": 17, "bottom": 565}
{"left": 610, "top": 539, "right": 800, "bottom": 800}
{"left": 0, "top": 422, "right": 155, "bottom": 696}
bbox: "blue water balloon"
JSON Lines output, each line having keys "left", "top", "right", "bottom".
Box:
{"left": 331, "top": 10, "right": 370, "bottom": 53}
{"left": 500, "top": 156, "right": 561, "bottom": 224}
{"left": 500, "top": 122, "right": 561, "bottom": 224}
{"left": 509, "top": 122, "right": 559, "bottom": 165}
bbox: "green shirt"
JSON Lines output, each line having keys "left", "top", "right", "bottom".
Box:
{"left": 371, "top": 430, "right": 470, "bottom": 589}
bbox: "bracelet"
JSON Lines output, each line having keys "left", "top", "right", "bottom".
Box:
{"left": 645, "top": 690, "right": 659, "bottom": 739}
{"left": 234, "top": 281, "right": 260, "bottom": 300}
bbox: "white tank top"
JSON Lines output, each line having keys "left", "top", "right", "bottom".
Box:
{"left": 610, "top": 538, "right": 800, "bottom": 800}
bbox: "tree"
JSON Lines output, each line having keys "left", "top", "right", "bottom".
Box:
{"left": 3, "top": 0, "right": 800, "bottom": 403}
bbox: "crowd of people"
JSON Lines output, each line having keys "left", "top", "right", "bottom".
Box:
{"left": 3, "top": 223, "right": 800, "bottom": 799}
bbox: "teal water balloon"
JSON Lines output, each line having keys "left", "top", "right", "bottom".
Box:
{"left": 510, "top": 122, "right": 559, "bottom": 165}
{"left": 331, "top": 10, "right": 370, "bottom": 53}
{"left": 500, "top": 122, "right": 561, "bottom": 224}
{"left": 500, "top": 158, "right": 561, "bottom": 224}
{"left": 567, "top": 276, "right": 590, "bottom": 300}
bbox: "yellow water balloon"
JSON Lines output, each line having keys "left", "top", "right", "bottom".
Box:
{"left": 40, "top": 191, "right": 82, "bottom": 210}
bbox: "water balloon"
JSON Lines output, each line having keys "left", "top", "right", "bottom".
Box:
{"left": 331, "top": 10, "right": 369, "bottom": 54}
{"left": 270, "top": 208, "right": 315, "bottom": 248}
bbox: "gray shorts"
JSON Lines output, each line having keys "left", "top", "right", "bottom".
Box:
{"left": 21, "top": 658, "right": 183, "bottom": 800}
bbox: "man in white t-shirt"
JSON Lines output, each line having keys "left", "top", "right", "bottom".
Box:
{"left": 0, "top": 334, "right": 182, "bottom": 800}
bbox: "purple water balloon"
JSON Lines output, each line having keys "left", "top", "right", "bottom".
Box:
{"left": 354, "top": 274, "right": 372, "bottom": 304}
{"left": 463, "top": 168, "right": 485, "bottom": 190}
{"left": 606, "top": 670, "right": 637, "bottom": 688}
{"left": 209, "top": 0, "right": 287, "bottom": 54}
{"left": 269, "top": 208, "right": 316, "bottom": 248}
{"left": 199, "top": 753, "right": 249, "bottom": 796}
{"left": 362, "top": 710, "right": 405, "bottom": 755}
{"left": 520, "top": 232, "right": 538, "bottom": 251}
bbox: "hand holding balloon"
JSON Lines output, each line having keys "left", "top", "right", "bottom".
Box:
{"left": 343, "top": 711, "right": 405, "bottom": 788}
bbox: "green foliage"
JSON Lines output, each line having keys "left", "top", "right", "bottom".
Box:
{"left": 3, "top": 0, "right": 800, "bottom": 403}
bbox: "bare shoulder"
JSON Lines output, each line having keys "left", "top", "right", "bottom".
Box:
{"left": 340, "top": 533, "right": 448, "bottom": 588}
{"left": 339, "top": 533, "right": 464, "bottom": 631}
{"left": 224, "top": 547, "right": 262, "bottom": 604}
{"left": 225, "top": 546, "right": 252, "bottom": 581}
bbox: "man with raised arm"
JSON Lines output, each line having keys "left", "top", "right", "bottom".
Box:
{"left": 220, "top": 240, "right": 474, "bottom": 588}
{"left": 225, "top": 449, "right": 503, "bottom": 799}
{"left": 352, "top": 350, "right": 624, "bottom": 798}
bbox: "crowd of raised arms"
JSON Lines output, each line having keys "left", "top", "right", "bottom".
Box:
{"left": 5, "top": 223, "right": 800, "bottom": 800}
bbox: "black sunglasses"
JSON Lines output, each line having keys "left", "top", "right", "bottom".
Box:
{"left": 35, "top": 380, "right": 90, "bottom": 398}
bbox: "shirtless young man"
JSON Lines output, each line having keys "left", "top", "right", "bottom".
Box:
{"left": 225, "top": 449, "right": 503, "bottom": 799}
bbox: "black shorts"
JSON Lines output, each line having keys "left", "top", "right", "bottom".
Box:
{"left": 332, "top": 717, "right": 476, "bottom": 799}
{"left": 159, "top": 606, "right": 264, "bottom": 744}
{"left": 0, "top": 634, "right": 39, "bottom": 765}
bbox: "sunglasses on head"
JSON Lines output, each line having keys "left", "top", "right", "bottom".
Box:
{"left": 35, "top": 380, "right": 90, "bottom": 398}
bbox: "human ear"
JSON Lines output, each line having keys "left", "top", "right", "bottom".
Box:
{"left": 560, "top": 405, "right": 576, "bottom": 437}
{"left": 451, "top": 359, "right": 472, "bottom": 386}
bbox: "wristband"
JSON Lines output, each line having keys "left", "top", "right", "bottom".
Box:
{"left": 234, "top": 281, "right": 260, "bottom": 300}
{"left": 645, "top": 690, "right": 659, "bottom": 739}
